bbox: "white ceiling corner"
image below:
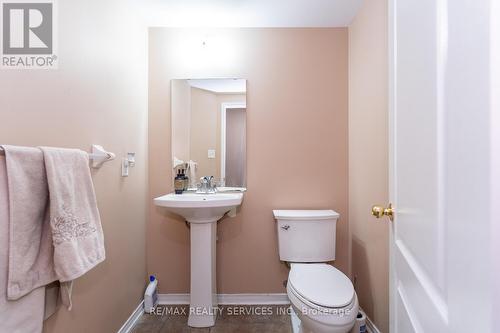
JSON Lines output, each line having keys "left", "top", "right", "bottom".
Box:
{"left": 139, "top": 0, "right": 364, "bottom": 27}
{"left": 188, "top": 79, "right": 246, "bottom": 94}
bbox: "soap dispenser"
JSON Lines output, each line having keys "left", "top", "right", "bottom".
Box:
{"left": 182, "top": 169, "right": 189, "bottom": 191}
{"left": 174, "top": 169, "right": 184, "bottom": 194}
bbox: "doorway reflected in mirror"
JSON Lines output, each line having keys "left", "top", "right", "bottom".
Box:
{"left": 171, "top": 79, "right": 247, "bottom": 188}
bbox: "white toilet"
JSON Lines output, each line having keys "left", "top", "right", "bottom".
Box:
{"left": 273, "top": 210, "right": 358, "bottom": 333}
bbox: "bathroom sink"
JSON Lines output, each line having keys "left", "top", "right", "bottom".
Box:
{"left": 154, "top": 192, "right": 243, "bottom": 223}
{"left": 154, "top": 191, "right": 244, "bottom": 328}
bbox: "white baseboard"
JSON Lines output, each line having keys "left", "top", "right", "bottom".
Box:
{"left": 218, "top": 293, "right": 290, "bottom": 305}
{"left": 158, "top": 293, "right": 290, "bottom": 305}
{"left": 358, "top": 308, "right": 382, "bottom": 333}
{"left": 365, "top": 315, "right": 381, "bottom": 333}
{"left": 157, "top": 293, "right": 190, "bottom": 304}
{"left": 117, "top": 300, "right": 144, "bottom": 333}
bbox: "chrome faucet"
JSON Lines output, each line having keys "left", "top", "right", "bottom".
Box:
{"left": 197, "top": 176, "right": 217, "bottom": 194}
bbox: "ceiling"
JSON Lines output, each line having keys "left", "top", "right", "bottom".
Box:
{"left": 188, "top": 79, "right": 247, "bottom": 94}
{"left": 141, "top": 0, "right": 364, "bottom": 27}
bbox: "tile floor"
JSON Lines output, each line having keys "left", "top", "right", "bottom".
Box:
{"left": 130, "top": 305, "right": 293, "bottom": 333}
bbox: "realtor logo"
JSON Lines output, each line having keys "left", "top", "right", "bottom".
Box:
{"left": 1, "top": 0, "right": 57, "bottom": 69}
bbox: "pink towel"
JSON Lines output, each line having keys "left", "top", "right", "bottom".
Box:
{"left": 1, "top": 145, "right": 105, "bottom": 311}
{"left": 0, "top": 155, "right": 45, "bottom": 333}
{"left": 2, "top": 146, "right": 57, "bottom": 300}
{"left": 40, "top": 147, "right": 105, "bottom": 309}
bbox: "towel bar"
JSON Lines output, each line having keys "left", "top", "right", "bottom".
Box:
{"left": 0, "top": 144, "right": 116, "bottom": 168}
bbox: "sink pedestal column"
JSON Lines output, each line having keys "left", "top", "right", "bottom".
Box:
{"left": 187, "top": 220, "right": 218, "bottom": 327}
{"left": 153, "top": 192, "right": 244, "bottom": 328}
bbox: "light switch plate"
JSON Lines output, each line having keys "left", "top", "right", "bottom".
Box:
{"left": 122, "top": 158, "right": 129, "bottom": 177}
{"left": 208, "top": 149, "right": 216, "bottom": 159}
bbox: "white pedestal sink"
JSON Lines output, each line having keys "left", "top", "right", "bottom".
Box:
{"left": 154, "top": 191, "right": 244, "bottom": 327}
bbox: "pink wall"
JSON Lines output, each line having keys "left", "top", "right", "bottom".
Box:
{"left": 148, "top": 28, "right": 348, "bottom": 294}
{"left": 171, "top": 79, "right": 192, "bottom": 163}
{"left": 189, "top": 87, "right": 219, "bottom": 178}
{"left": 349, "top": 0, "right": 390, "bottom": 331}
{"left": 0, "top": 1, "right": 148, "bottom": 332}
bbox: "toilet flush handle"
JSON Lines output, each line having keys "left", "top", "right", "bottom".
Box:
{"left": 281, "top": 225, "right": 290, "bottom": 231}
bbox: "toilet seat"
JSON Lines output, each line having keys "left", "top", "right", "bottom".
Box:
{"left": 287, "top": 285, "right": 359, "bottom": 333}
{"left": 288, "top": 264, "right": 355, "bottom": 309}
{"left": 288, "top": 283, "right": 356, "bottom": 318}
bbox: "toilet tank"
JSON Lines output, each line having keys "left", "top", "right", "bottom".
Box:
{"left": 273, "top": 210, "right": 339, "bottom": 262}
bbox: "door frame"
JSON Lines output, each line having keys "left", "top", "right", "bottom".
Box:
{"left": 388, "top": 0, "right": 396, "bottom": 331}
{"left": 220, "top": 102, "right": 246, "bottom": 181}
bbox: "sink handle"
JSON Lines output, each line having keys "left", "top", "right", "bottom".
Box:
{"left": 198, "top": 176, "right": 217, "bottom": 193}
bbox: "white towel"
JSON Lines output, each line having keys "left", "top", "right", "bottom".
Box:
{"left": 188, "top": 160, "right": 197, "bottom": 188}
{"left": 173, "top": 157, "right": 185, "bottom": 169}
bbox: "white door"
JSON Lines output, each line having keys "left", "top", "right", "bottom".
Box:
{"left": 387, "top": 0, "right": 499, "bottom": 332}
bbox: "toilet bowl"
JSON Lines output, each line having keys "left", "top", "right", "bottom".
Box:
{"left": 273, "top": 210, "right": 358, "bottom": 333}
{"left": 287, "top": 263, "right": 358, "bottom": 333}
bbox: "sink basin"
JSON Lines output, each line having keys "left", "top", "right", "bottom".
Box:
{"left": 154, "top": 192, "right": 243, "bottom": 223}
{"left": 154, "top": 191, "right": 244, "bottom": 328}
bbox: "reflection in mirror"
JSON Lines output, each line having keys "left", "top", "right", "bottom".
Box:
{"left": 171, "top": 79, "right": 247, "bottom": 189}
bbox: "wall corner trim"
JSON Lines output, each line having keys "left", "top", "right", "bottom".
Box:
{"left": 360, "top": 307, "right": 382, "bottom": 333}
{"left": 117, "top": 300, "right": 144, "bottom": 333}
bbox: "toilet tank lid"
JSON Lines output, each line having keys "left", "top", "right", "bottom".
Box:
{"left": 273, "top": 210, "right": 339, "bottom": 221}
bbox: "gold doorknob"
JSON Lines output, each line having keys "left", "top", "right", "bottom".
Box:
{"left": 371, "top": 203, "right": 394, "bottom": 221}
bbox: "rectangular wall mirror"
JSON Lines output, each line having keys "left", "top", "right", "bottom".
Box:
{"left": 171, "top": 78, "right": 247, "bottom": 188}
